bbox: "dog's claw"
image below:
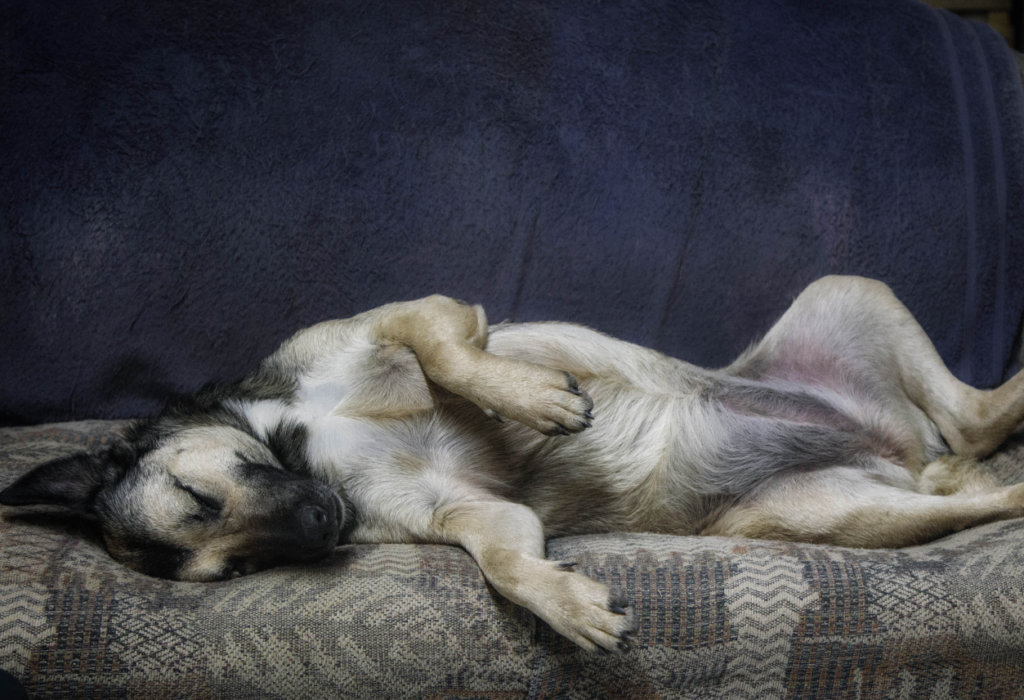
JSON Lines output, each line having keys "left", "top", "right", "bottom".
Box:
{"left": 484, "top": 409, "right": 504, "bottom": 423}
{"left": 610, "top": 605, "right": 626, "bottom": 615}
{"left": 556, "top": 561, "right": 578, "bottom": 571}
{"left": 583, "top": 410, "right": 594, "bottom": 421}
{"left": 608, "top": 587, "right": 629, "bottom": 611}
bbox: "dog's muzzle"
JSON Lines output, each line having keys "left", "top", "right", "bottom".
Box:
{"left": 237, "top": 466, "right": 346, "bottom": 567}
{"left": 295, "top": 489, "right": 346, "bottom": 551}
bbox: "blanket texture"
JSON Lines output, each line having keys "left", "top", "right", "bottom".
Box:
{"left": 2, "top": 0, "right": 1024, "bottom": 425}
{"left": 3, "top": 422, "right": 1024, "bottom": 699}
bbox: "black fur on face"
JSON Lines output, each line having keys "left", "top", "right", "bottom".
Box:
{"left": 265, "top": 421, "right": 315, "bottom": 478}
{"left": 94, "top": 452, "right": 350, "bottom": 581}
{"left": 122, "top": 358, "right": 310, "bottom": 471}
{"left": 1, "top": 365, "right": 355, "bottom": 582}
{"left": 116, "top": 534, "right": 193, "bottom": 580}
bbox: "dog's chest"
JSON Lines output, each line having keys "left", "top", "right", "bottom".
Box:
{"left": 241, "top": 384, "right": 509, "bottom": 540}
{"left": 236, "top": 380, "right": 377, "bottom": 478}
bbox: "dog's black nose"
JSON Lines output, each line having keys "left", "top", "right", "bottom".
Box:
{"left": 297, "top": 504, "right": 335, "bottom": 544}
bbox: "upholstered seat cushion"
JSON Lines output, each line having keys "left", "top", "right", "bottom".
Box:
{"left": 2, "top": 421, "right": 1024, "bottom": 699}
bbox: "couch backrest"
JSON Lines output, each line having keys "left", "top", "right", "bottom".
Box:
{"left": 2, "top": 0, "right": 1023, "bottom": 425}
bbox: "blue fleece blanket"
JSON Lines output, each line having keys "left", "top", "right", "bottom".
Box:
{"left": 1, "top": 0, "right": 1022, "bottom": 425}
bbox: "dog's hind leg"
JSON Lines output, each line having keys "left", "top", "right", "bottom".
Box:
{"left": 702, "top": 460, "right": 1024, "bottom": 548}
{"left": 433, "top": 499, "right": 638, "bottom": 653}
{"left": 917, "top": 454, "right": 1004, "bottom": 496}
{"left": 729, "top": 276, "right": 1024, "bottom": 459}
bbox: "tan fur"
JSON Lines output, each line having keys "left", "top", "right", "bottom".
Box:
{"left": 702, "top": 466, "right": 1024, "bottom": 548}
{"left": 15, "top": 278, "right": 1024, "bottom": 654}
{"left": 230, "top": 279, "right": 1023, "bottom": 652}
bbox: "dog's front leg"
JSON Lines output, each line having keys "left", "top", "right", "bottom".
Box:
{"left": 374, "top": 296, "right": 594, "bottom": 435}
{"left": 435, "top": 499, "right": 637, "bottom": 653}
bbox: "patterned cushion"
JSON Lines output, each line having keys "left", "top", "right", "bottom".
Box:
{"left": 2, "top": 422, "right": 1024, "bottom": 699}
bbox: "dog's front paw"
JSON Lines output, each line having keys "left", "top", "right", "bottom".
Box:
{"left": 484, "top": 362, "right": 594, "bottom": 436}
{"left": 456, "top": 353, "right": 595, "bottom": 436}
{"left": 530, "top": 371, "right": 595, "bottom": 437}
{"left": 539, "top": 567, "right": 638, "bottom": 653}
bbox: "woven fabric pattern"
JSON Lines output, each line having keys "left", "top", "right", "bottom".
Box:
{"left": 2, "top": 422, "right": 1024, "bottom": 699}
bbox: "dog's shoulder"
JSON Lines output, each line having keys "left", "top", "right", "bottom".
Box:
{"left": 258, "top": 313, "right": 437, "bottom": 421}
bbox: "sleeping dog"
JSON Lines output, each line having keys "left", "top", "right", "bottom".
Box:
{"left": 4, "top": 275, "right": 1024, "bottom": 653}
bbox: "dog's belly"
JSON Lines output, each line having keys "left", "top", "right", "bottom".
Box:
{"left": 492, "top": 379, "right": 741, "bottom": 537}
{"left": 502, "top": 375, "right": 948, "bottom": 538}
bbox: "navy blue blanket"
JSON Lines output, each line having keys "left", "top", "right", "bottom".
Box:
{"left": 2, "top": 0, "right": 1023, "bottom": 425}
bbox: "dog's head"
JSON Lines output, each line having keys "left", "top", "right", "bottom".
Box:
{"left": 0, "top": 419, "right": 352, "bottom": 581}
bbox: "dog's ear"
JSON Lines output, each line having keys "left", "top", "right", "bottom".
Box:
{"left": 0, "top": 447, "right": 128, "bottom": 513}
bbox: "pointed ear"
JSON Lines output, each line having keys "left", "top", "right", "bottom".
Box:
{"left": 0, "top": 448, "right": 127, "bottom": 513}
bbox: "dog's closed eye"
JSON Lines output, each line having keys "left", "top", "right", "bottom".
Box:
{"left": 173, "top": 478, "right": 223, "bottom": 515}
